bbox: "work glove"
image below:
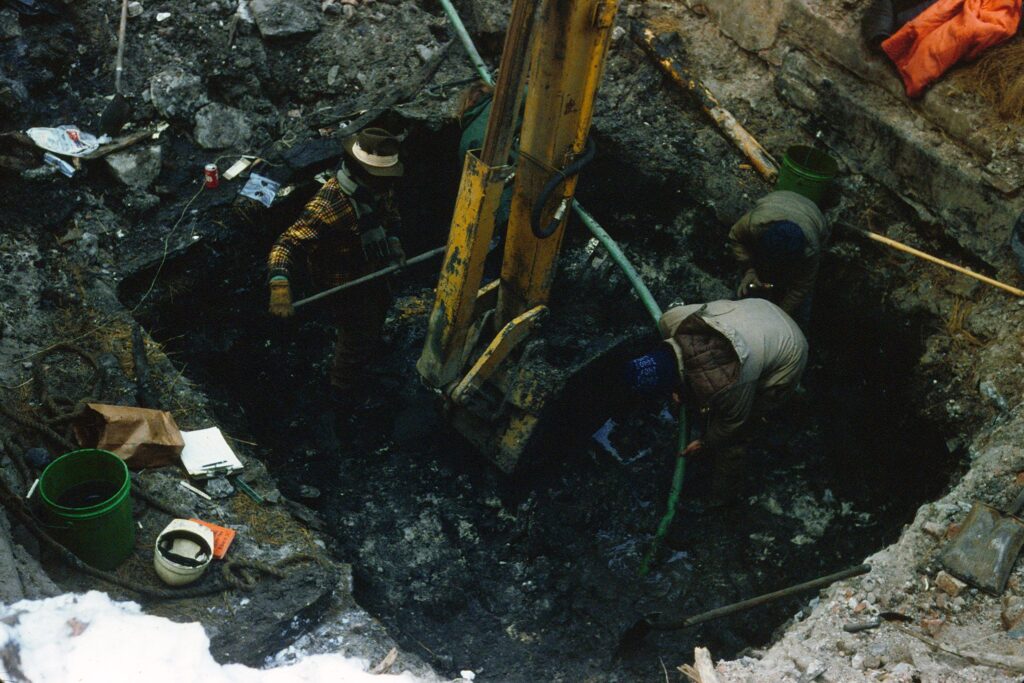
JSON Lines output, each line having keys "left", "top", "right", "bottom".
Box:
{"left": 681, "top": 439, "right": 703, "bottom": 457}
{"left": 387, "top": 236, "right": 406, "bottom": 269}
{"left": 268, "top": 278, "right": 294, "bottom": 318}
{"left": 737, "top": 269, "right": 773, "bottom": 298}
{"left": 360, "top": 226, "right": 391, "bottom": 262}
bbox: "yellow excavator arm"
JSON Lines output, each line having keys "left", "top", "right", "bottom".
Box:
{"left": 418, "top": 0, "right": 620, "bottom": 471}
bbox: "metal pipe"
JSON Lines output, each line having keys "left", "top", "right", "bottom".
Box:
{"left": 438, "top": 0, "right": 494, "bottom": 86}
{"left": 293, "top": 246, "right": 447, "bottom": 309}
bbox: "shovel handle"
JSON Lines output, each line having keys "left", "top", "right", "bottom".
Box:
{"left": 292, "top": 246, "right": 446, "bottom": 309}
{"left": 115, "top": 0, "right": 129, "bottom": 93}
{"left": 650, "top": 563, "right": 871, "bottom": 632}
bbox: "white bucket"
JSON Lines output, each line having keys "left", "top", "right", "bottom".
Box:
{"left": 153, "top": 519, "right": 214, "bottom": 586}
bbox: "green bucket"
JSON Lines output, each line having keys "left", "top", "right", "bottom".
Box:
{"left": 775, "top": 145, "right": 838, "bottom": 205}
{"left": 38, "top": 449, "right": 134, "bottom": 570}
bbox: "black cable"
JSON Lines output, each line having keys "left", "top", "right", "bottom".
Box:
{"left": 530, "top": 139, "right": 596, "bottom": 239}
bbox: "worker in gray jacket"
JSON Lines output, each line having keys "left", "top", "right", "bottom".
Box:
{"left": 625, "top": 298, "right": 808, "bottom": 501}
{"left": 729, "top": 190, "right": 829, "bottom": 326}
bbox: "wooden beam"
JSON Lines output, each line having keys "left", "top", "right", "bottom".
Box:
{"left": 630, "top": 20, "right": 778, "bottom": 183}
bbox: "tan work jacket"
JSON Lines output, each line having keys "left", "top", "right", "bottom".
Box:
{"left": 728, "top": 190, "right": 829, "bottom": 316}
{"left": 659, "top": 299, "right": 808, "bottom": 449}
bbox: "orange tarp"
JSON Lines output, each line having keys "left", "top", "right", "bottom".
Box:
{"left": 882, "top": 0, "right": 1021, "bottom": 98}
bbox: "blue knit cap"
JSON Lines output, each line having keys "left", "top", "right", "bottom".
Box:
{"left": 624, "top": 343, "right": 679, "bottom": 394}
{"left": 759, "top": 221, "right": 806, "bottom": 258}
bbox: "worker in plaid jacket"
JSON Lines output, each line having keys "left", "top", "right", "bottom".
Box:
{"left": 267, "top": 127, "right": 405, "bottom": 409}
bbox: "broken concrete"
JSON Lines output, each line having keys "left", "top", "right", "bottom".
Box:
{"left": 104, "top": 145, "right": 163, "bottom": 189}
{"left": 150, "top": 68, "right": 209, "bottom": 121}
{"left": 194, "top": 103, "right": 253, "bottom": 150}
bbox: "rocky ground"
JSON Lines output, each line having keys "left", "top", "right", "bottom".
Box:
{"left": 1, "top": 0, "right": 1023, "bottom": 681}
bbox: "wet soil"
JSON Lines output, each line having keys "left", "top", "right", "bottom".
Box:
{"left": 121, "top": 139, "right": 959, "bottom": 681}
{"left": 1, "top": 0, "right": 1012, "bottom": 678}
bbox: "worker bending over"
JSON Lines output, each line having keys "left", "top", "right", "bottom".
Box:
{"left": 267, "top": 127, "right": 405, "bottom": 411}
{"left": 729, "top": 190, "right": 829, "bottom": 327}
{"left": 625, "top": 298, "right": 808, "bottom": 502}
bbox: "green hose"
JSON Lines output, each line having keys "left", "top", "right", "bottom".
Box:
{"left": 438, "top": 0, "right": 687, "bottom": 575}
{"left": 572, "top": 204, "right": 662, "bottom": 323}
{"left": 570, "top": 209, "right": 689, "bottom": 575}
{"left": 577, "top": 206, "right": 689, "bottom": 575}
{"left": 639, "top": 407, "right": 688, "bottom": 576}
{"left": 438, "top": 0, "right": 495, "bottom": 87}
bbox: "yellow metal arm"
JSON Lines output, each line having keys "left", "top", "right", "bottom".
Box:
{"left": 450, "top": 305, "right": 549, "bottom": 405}
{"left": 497, "top": 0, "right": 620, "bottom": 326}
{"left": 417, "top": 0, "right": 538, "bottom": 389}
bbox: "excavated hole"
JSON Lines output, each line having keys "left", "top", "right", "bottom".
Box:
{"left": 120, "top": 133, "right": 960, "bottom": 680}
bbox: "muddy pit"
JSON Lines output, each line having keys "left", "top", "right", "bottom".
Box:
{"left": 118, "top": 133, "right": 960, "bottom": 681}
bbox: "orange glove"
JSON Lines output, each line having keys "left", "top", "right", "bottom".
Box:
{"left": 681, "top": 439, "right": 703, "bottom": 457}
{"left": 268, "top": 279, "right": 294, "bottom": 318}
{"left": 737, "top": 269, "right": 774, "bottom": 299}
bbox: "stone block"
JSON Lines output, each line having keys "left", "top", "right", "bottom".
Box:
{"left": 1002, "top": 595, "right": 1024, "bottom": 631}
{"left": 150, "top": 68, "right": 208, "bottom": 121}
{"left": 702, "top": 0, "right": 786, "bottom": 51}
{"left": 776, "top": 48, "right": 1024, "bottom": 262}
{"left": 250, "top": 0, "right": 319, "bottom": 38}
{"left": 935, "top": 570, "right": 966, "bottom": 597}
{"left": 105, "top": 145, "right": 163, "bottom": 189}
{"left": 194, "top": 103, "right": 252, "bottom": 150}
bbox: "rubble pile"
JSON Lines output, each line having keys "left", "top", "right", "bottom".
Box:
{"left": 0, "top": 0, "right": 1022, "bottom": 681}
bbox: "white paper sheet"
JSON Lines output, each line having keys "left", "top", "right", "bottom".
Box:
{"left": 180, "top": 427, "right": 244, "bottom": 478}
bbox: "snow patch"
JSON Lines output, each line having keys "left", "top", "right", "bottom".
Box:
{"left": 0, "top": 592, "right": 426, "bottom": 683}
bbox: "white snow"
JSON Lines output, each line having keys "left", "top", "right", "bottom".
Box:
{"left": 0, "top": 592, "right": 426, "bottom": 683}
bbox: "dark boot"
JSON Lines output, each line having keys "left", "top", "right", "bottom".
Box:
{"left": 330, "top": 385, "right": 357, "bottom": 443}
{"left": 706, "top": 444, "right": 750, "bottom": 508}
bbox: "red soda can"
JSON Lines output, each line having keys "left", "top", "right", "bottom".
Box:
{"left": 203, "top": 163, "right": 219, "bottom": 189}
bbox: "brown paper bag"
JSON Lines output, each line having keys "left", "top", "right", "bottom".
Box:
{"left": 73, "top": 403, "right": 185, "bottom": 470}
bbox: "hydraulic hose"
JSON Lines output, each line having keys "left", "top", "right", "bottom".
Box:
{"left": 530, "top": 139, "right": 597, "bottom": 239}
{"left": 574, "top": 204, "right": 662, "bottom": 324}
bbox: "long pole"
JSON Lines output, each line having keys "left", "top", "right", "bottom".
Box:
{"left": 292, "top": 246, "right": 447, "bottom": 309}
{"left": 845, "top": 225, "right": 1024, "bottom": 297}
{"left": 650, "top": 564, "right": 871, "bottom": 631}
{"left": 114, "top": 0, "right": 129, "bottom": 93}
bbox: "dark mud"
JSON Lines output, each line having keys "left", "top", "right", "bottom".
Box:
{"left": 121, "top": 136, "right": 958, "bottom": 681}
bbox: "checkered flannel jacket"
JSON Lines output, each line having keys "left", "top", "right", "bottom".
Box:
{"left": 268, "top": 178, "right": 394, "bottom": 288}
